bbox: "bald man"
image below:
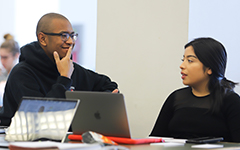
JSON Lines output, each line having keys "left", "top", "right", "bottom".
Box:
{"left": 0, "top": 13, "right": 118, "bottom": 126}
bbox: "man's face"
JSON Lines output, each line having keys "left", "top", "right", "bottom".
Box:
{"left": 44, "top": 18, "right": 75, "bottom": 60}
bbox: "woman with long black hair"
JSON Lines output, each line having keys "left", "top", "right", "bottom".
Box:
{"left": 150, "top": 37, "right": 240, "bottom": 142}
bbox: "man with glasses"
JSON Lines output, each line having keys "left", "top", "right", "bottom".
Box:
{"left": 0, "top": 13, "right": 118, "bottom": 126}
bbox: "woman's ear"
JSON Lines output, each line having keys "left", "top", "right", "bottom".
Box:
{"left": 38, "top": 32, "right": 47, "bottom": 47}
{"left": 207, "top": 68, "right": 212, "bottom": 75}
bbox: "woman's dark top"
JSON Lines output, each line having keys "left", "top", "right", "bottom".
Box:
{"left": 150, "top": 87, "right": 240, "bottom": 142}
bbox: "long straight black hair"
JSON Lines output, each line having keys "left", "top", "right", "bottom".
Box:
{"left": 185, "top": 37, "right": 237, "bottom": 114}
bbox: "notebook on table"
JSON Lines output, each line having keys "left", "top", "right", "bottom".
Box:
{"left": 5, "top": 96, "right": 80, "bottom": 143}
{"left": 65, "top": 91, "right": 131, "bottom": 138}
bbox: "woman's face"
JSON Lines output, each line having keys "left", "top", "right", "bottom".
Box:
{"left": 180, "top": 46, "right": 212, "bottom": 89}
{"left": 0, "top": 48, "right": 18, "bottom": 73}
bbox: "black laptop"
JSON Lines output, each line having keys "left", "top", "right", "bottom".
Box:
{"left": 65, "top": 91, "right": 131, "bottom": 138}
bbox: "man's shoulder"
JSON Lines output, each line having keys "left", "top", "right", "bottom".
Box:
{"left": 73, "top": 62, "right": 85, "bottom": 72}
{"left": 73, "top": 63, "right": 95, "bottom": 73}
{"left": 20, "top": 41, "right": 40, "bottom": 53}
{"left": 21, "top": 41, "right": 39, "bottom": 49}
{"left": 9, "top": 62, "right": 32, "bottom": 77}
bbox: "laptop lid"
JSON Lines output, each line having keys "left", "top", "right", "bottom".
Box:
{"left": 5, "top": 97, "right": 80, "bottom": 142}
{"left": 65, "top": 91, "right": 131, "bottom": 138}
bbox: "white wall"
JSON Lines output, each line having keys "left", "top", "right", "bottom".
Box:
{"left": 0, "top": 0, "right": 15, "bottom": 45}
{"left": 59, "top": 0, "right": 97, "bottom": 70}
{"left": 0, "top": 0, "right": 15, "bottom": 69}
{"left": 14, "top": 0, "right": 59, "bottom": 47}
{"left": 96, "top": 0, "right": 189, "bottom": 138}
{"left": 0, "top": 0, "right": 60, "bottom": 48}
{"left": 189, "top": 0, "right": 240, "bottom": 94}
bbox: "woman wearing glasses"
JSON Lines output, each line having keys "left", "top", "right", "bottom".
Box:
{"left": 150, "top": 37, "right": 240, "bottom": 142}
{"left": 0, "top": 13, "right": 118, "bottom": 126}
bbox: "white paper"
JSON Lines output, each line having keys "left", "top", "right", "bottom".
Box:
{"left": 191, "top": 144, "right": 223, "bottom": 149}
{"left": 150, "top": 137, "right": 186, "bottom": 147}
{"left": 9, "top": 141, "right": 101, "bottom": 150}
{"left": 148, "top": 136, "right": 186, "bottom": 143}
{"left": 151, "top": 142, "right": 185, "bottom": 147}
{"left": 164, "top": 139, "right": 186, "bottom": 143}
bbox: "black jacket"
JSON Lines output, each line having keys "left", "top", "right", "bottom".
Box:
{"left": 0, "top": 41, "right": 118, "bottom": 126}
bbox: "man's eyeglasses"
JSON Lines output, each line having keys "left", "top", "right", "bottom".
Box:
{"left": 42, "top": 32, "right": 78, "bottom": 42}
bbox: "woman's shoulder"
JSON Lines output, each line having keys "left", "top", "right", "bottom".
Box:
{"left": 162, "top": 87, "right": 193, "bottom": 108}
{"left": 171, "top": 86, "right": 191, "bottom": 95}
{"left": 222, "top": 91, "right": 240, "bottom": 109}
{"left": 224, "top": 91, "right": 240, "bottom": 102}
{"left": 221, "top": 92, "right": 240, "bottom": 119}
{"left": 166, "top": 86, "right": 191, "bottom": 100}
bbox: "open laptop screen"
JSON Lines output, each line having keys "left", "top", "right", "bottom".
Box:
{"left": 5, "top": 97, "right": 79, "bottom": 142}
{"left": 65, "top": 91, "right": 131, "bottom": 138}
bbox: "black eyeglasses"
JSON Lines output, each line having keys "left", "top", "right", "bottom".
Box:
{"left": 42, "top": 32, "right": 78, "bottom": 42}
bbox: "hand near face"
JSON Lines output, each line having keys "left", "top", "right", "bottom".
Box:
{"left": 112, "top": 89, "right": 119, "bottom": 93}
{"left": 53, "top": 46, "right": 74, "bottom": 79}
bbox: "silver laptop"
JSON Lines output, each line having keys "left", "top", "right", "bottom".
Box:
{"left": 5, "top": 97, "right": 80, "bottom": 143}
{"left": 65, "top": 91, "right": 131, "bottom": 138}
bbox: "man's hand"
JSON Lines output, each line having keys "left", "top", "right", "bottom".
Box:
{"left": 53, "top": 46, "right": 74, "bottom": 78}
{"left": 112, "top": 89, "right": 119, "bottom": 93}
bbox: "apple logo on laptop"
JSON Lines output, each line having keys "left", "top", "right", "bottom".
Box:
{"left": 94, "top": 111, "right": 101, "bottom": 119}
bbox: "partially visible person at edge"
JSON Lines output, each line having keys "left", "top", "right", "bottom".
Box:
{"left": 150, "top": 37, "right": 240, "bottom": 142}
{"left": 0, "top": 34, "right": 20, "bottom": 107}
{"left": 0, "top": 12, "right": 118, "bottom": 126}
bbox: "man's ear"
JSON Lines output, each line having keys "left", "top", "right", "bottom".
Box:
{"left": 38, "top": 32, "right": 47, "bottom": 47}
